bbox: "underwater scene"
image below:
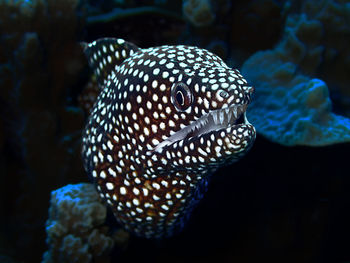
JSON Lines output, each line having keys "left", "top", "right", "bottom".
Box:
{"left": 1, "top": 0, "right": 350, "bottom": 262}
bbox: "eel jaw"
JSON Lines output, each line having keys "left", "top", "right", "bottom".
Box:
{"left": 153, "top": 104, "right": 249, "bottom": 153}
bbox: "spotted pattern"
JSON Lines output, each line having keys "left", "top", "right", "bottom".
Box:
{"left": 82, "top": 38, "right": 256, "bottom": 238}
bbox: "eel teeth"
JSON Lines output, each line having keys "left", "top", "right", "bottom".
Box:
{"left": 219, "top": 111, "right": 224, "bottom": 124}
{"left": 212, "top": 112, "right": 218, "bottom": 124}
{"left": 232, "top": 107, "right": 237, "bottom": 119}
{"left": 152, "top": 103, "right": 248, "bottom": 152}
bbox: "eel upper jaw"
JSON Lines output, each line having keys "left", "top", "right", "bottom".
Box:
{"left": 153, "top": 104, "right": 249, "bottom": 153}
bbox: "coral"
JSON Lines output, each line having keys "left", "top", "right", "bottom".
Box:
{"left": 182, "top": 0, "right": 215, "bottom": 27}
{"left": 42, "top": 183, "right": 128, "bottom": 263}
{"left": 87, "top": 6, "right": 183, "bottom": 25}
{"left": 241, "top": 0, "right": 350, "bottom": 146}
{"left": 0, "top": 0, "right": 87, "bottom": 261}
{"left": 180, "top": 0, "right": 284, "bottom": 67}
{"left": 85, "top": 3, "right": 185, "bottom": 48}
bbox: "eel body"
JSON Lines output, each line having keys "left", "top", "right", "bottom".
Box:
{"left": 81, "top": 38, "right": 256, "bottom": 238}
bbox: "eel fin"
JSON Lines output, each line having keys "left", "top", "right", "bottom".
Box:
{"left": 81, "top": 38, "right": 141, "bottom": 87}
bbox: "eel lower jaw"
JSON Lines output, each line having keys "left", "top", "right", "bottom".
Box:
{"left": 153, "top": 104, "right": 250, "bottom": 153}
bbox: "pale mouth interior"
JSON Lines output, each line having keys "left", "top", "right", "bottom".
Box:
{"left": 153, "top": 104, "right": 248, "bottom": 153}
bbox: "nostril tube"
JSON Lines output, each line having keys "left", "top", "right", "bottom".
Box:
{"left": 243, "top": 86, "right": 254, "bottom": 103}
{"left": 245, "top": 86, "right": 254, "bottom": 94}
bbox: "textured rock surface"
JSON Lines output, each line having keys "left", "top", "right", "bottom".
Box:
{"left": 42, "top": 183, "right": 128, "bottom": 263}
{"left": 0, "top": 0, "right": 87, "bottom": 261}
{"left": 182, "top": 0, "right": 215, "bottom": 26}
{"left": 241, "top": 0, "right": 350, "bottom": 146}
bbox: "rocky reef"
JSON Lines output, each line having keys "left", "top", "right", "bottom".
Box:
{"left": 242, "top": 0, "right": 350, "bottom": 146}
{"left": 0, "top": 0, "right": 86, "bottom": 261}
{"left": 42, "top": 183, "right": 129, "bottom": 263}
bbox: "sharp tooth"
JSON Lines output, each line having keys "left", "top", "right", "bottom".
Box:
{"left": 233, "top": 107, "right": 238, "bottom": 118}
{"left": 212, "top": 112, "right": 218, "bottom": 124}
{"left": 227, "top": 109, "right": 232, "bottom": 123}
{"left": 219, "top": 111, "right": 224, "bottom": 124}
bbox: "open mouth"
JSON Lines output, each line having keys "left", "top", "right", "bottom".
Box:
{"left": 153, "top": 104, "right": 249, "bottom": 153}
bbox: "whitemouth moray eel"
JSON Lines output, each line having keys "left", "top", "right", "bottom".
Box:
{"left": 81, "top": 38, "right": 256, "bottom": 238}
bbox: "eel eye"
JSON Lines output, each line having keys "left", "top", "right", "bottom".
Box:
{"left": 171, "top": 82, "right": 193, "bottom": 111}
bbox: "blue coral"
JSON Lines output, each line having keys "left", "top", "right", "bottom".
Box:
{"left": 42, "top": 183, "right": 126, "bottom": 263}
{"left": 241, "top": 0, "right": 350, "bottom": 146}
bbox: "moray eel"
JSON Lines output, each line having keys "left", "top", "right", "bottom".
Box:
{"left": 81, "top": 38, "right": 256, "bottom": 238}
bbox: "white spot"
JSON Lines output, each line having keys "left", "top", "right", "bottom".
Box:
{"left": 100, "top": 170, "right": 107, "bottom": 178}
{"left": 133, "top": 198, "right": 140, "bottom": 206}
{"left": 151, "top": 124, "right": 158, "bottom": 133}
{"left": 142, "top": 188, "right": 149, "bottom": 196}
{"left": 152, "top": 138, "right": 159, "bottom": 145}
{"left": 126, "top": 102, "right": 132, "bottom": 111}
{"left": 120, "top": 187, "right": 127, "bottom": 195}
{"left": 135, "top": 178, "right": 141, "bottom": 184}
{"left": 146, "top": 101, "right": 152, "bottom": 110}
{"left": 161, "top": 204, "right": 169, "bottom": 211}
{"left": 133, "top": 188, "right": 140, "bottom": 195}
{"left": 152, "top": 182, "right": 160, "bottom": 190}
{"left": 165, "top": 106, "right": 171, "bottom": 114}
{"left": 152, "top": 94, "right": 158, "bottom": 101}
{"left": 162, "top": 71, "right": 169, "bottom": 78}
{"left": 108, "top": 168, "right": 117, "bottom": 177}
{"left": 152, "top": 80, "right": 158, "bottom": 88}
{"left": 166, "top": 62, "right": 174, "bottom": 69}
{"left": 106, "top": 182, "right": 114, "bottom": 190}
{"left": 153, "top": 68, "right": 160, "bottom": 75}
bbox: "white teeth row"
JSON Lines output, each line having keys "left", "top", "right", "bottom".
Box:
{"left": 212, "top": 105, "right": 241, "bottom": 126}
{"left": 152, "top": 104, "right": 247, "bottom": 153}
{"left": 219, "top": 111, "right": 224, "bottom": 124}
{"left": 233, "top": 107, "right": 238, "bottom": 118}
{"left": 226, "top": 108, "right": 232, "bottom": 122}
{"left": 193, "top": 118, "right": 207, "bottom": 131}
{"left": 212, "top": 112, "right": 218, "bottom": 124}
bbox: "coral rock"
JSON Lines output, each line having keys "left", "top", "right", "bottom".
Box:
{"left": 42, "top": 183, "right": 120, "bottom": 263}
{"left": 183, "top": 0, "right": 215, "bottom": 27}
{"left": 241, "top": 0, "right": 350, "bottom": 146}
